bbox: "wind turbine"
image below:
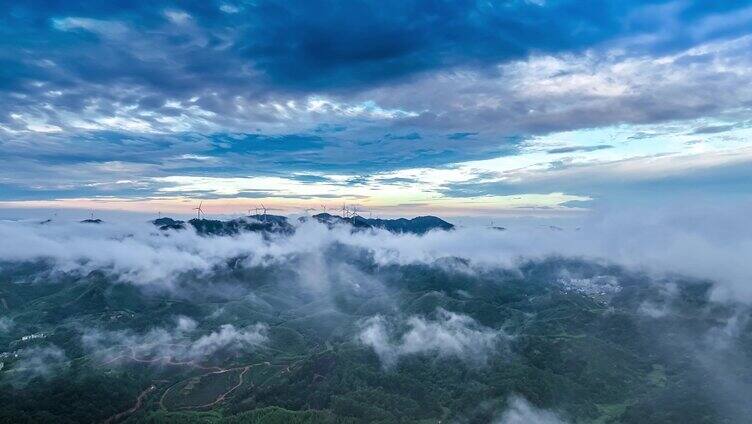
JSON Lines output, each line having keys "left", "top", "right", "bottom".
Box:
{"left": 341, "top": 204, "right": 349, "bottom": 218}
{"left": 89, "top": 210, "right": 95, "bottom": 220}
{"left": 259, "top": 203, "right": 267, "bottom": 222}
{"left": 193, "top": 201, "right": 204, "bottom": 219}
{"left": 321, "top": 204, "right": 327, "bottom": 214}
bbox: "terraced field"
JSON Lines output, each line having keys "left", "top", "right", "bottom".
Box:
{"left": 161, "top": 367, "right": 248, "bottom": 411}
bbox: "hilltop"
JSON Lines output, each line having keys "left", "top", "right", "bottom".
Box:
{"left": 309, "top": 213, "right": 454, "bottom": 235}
{"left": 152, "top": 215, "right": 294, "bottom": 236}
{"left": 151, "top": 214, "right": 454, "bottom": 236}
{"left": 188, "top": 215, "right": 294, "bottom": 236}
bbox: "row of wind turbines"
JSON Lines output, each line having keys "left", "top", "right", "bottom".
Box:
{"left": 309, "top": 203, "right": 372, "bottom": 219}
{"left": 53, "top": 202, "right": 372, "bottom": 223}
{"left": 331, "top": 204, "right": 371, "bottom": 219}
{"left": 189, "top": 202, "right": 372, "bottom": 221}
{"left": 193, "top": 201, "right": 270, "bottom": 221}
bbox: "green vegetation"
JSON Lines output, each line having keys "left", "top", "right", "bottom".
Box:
{"left": 0, "top": 257, "right": 750, "bottom": 423}
{"left": 162, "top": 368, "right": 246, "bottom": 410}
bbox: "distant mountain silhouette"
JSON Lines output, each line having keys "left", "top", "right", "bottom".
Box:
{"left": 188, "top": 215, "right": 295, "bottom": 236}
{"left": 153, "top": 213, "right": 453, "bottom": 236}
{"left": 80, "top": 218, "right": 103, "bottom": 224}
{"left": 311, "top": 213, "right": 454, "bottom": 235}
{"left": 158, "top": 215, "right": 294, "bottom": 236}
{"left": 245, "top": 214, "right": 289, "bottom": 226}
{"left": 153, "top": 217, "right": 186, "bottom": 230}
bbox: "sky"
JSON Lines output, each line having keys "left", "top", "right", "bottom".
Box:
{"left": 2, "top": 0, "right": 752, "bottom": 218}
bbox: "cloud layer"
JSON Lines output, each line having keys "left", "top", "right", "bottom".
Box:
{"left": 496, "top": 396, "right": 568, "bottom": 424}
{"left": 82, "top": 317, "right": 268, "bottom": 364}
{"left": 2, "top": 203, "right": 752, "bottom": 303}
{"left": 359, "top": 308, "right": 506, "bottom": 367}
{"left": 1, "top": 1, "right": 752, "bottom": 206}
{"left": 5, "top": 345, "right": 69, "bottom": 387}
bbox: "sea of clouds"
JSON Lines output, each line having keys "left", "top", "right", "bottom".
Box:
{"left": 1, "top": 203, "right": 751, "bottom": 303}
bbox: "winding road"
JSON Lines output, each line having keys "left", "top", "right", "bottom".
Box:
{"left": 159, "top": 362, "right": 272, "bottom": 411}
{"left": 103, "top": 385, "right": 156, "bottom": 424}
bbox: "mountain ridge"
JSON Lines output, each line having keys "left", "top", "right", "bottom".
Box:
{"left": 151, "top": 214, "right": 454, "bottom": 236}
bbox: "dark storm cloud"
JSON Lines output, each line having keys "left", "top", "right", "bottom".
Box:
{"left": 237, "top": 0, "right": 643, "bottom": 90}
{"left": 3, "top": 0, "right": 750, "bottom": 113}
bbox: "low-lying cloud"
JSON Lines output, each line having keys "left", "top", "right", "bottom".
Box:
{"left": 82, "top": 316, "right": 268, "bottom": 364}
{"left": 0, "top": 317, "right": 13, "bottom": 333}
{"left": 496, "top": 396, "right": 568, "bottom": 424}
{"left": 1, "top": 203, "right": 751, "bottom": 303}
{"left": 5, "top": 345, "right": 69, "bottom": 387}
{"left": 358, "top": 308, "right": 506, "bottom": 367}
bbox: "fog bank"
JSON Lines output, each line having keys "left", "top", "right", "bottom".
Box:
{"left": 1, "top": 203, "right": 750, "bottom": 302}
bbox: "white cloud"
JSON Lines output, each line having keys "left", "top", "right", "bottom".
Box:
{"left": 189, "top": 324, "right": 267, "bottom": 358}
{"left": 52, "top": 17, "right": 129, "bottom": 38}
{"left": 359, "top": 308, "right": 506, "bottom": 367}
{"left": 6, "top": 345, "right": 69, "bottom": 387}
{"left": 365, "top": 34, "right": 752, "bottom": 136}
{"left": 496, "top": 396, "right": 568, "bottom": 424}
{"left": 219, "top": 4, "right": 240, "bottom": 14}
{"left": 164, "top": 10, "right": 192, "bottom": 24}
{"left": 638, "top": 301, "right": 671, "bottom": 319}
{"left": 82, "top": 317, "right": 267, "bottom": 364}
{"left": 0, "top": 317, "right": 13, "bottom": 333}
{"left": 1, "top": 202, "right": 751, "bottom": 303}
{"left": 26, "top": 124, "right": 62, "bottom": 133}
